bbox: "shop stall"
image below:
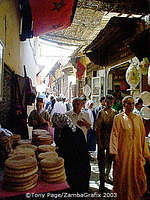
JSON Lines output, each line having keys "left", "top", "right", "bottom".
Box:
{"left": 0, "top": 129, "right": 69, "bottom": 199}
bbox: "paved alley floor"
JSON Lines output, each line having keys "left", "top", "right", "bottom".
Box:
{"left": 88, "top": 152, "right": 150, "bottom": 200}
{"left": 88, "top": 152, "right": 114, "bottom": 200}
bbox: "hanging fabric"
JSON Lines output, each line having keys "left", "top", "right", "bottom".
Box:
{"left": 28, "top": 0, "right": 77, "bottom": 36}
{"left": 76, "top": 59, "right": 86, "bottom": 80}
{"left": 19, "top": 0, "right": 33, "bottom": 41}
{"left": 12, "top": 74, "right": 29, "bottom": 139}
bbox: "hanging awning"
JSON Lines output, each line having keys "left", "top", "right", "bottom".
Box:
{"left": 29, "top": 0, "right": 77, "bottom": 36}
{"left": 129, "top": 28, "right": 150, "bottom": 61}
{"left": 85, "top": 17, "right": 144, "bottom": 67}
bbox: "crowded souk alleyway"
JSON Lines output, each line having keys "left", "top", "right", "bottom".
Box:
{"left": 0, "top": 0, "right": 150, "bottom": 200}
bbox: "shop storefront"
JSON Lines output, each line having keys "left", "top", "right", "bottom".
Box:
{"left": 85, "top": 17, "right": 149, "bottom": 96}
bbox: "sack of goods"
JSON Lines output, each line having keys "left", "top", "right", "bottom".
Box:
{"left": 40, "top": 156, "right": 66, "bottom": 184}
{"left": 3, "top": 155, "right": 38, "bottom": 191}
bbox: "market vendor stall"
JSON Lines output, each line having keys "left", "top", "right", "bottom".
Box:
{"left": 0, "top": 177, "right": 69, "bottom": 199}
{"left": 0, "top": 129, "right": 70, "bottom": 199}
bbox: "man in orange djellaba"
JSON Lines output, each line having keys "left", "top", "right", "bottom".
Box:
{"left": 110, "top": 96, "right": 150, "bottom": 200}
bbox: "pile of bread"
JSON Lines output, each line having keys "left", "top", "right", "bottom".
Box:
{"left": 11, "top": 134, "right": 21, "bottom": 148}
{"left": 3, "top": 154, "right": 38, "bottom": 191}
{"left": 32, "top": 129, "right": 53, "bottom": 145}
{"left": 38, "top": 146, "right": 66, "bottom": 184}
{"left": 2, "top": 130, "right": 66, "bottom": 192}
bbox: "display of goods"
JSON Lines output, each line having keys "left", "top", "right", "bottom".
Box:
{"left": 11, "top": 134, "right": 21, "bottom": 149}
{"left": 141, "top": 106, "right": 150, "bottom": 120}
{"left": 40, "top": 157, "right": 66, "bottom": 183}
{"left": 3, "top": 155, "right": 38, "bottom": 191}
{"left": 15, "top": 144, "right": 37, "bottom": 152}
{"left": 126, "top": 63, "right": 140, "bottom": 89}
{"left": 32, "top": 129, "right": 50, "bottom": 145}
{"left": 38, "top": 145, "right": 56, "bottom": 153}
{"left": 8, "top": 148, "right": 35, "bottom": 158}
{"left": 17, "top": 139, "right": 32, "bottom": 145}
{"left": 0, "top": 136, "right": 13, "bottom": 168}
{"left": 32, "top": 129, "right": 49, "bottom": 137}
{"left": 139, "top": 57, "right": 149, "bottom": 75}
{"left": 139, "top": 91, "right": 150, "bottom": 106}
{"left": 38, "top": 151, "right": 58, "bottom": 161}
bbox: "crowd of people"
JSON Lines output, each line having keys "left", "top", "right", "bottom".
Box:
{"left": 27, "top": 92, "right": 150, "bottom": 199}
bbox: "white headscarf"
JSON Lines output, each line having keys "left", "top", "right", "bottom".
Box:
{"left": 86, "top": 100, "right": 94, "bottom": 128}
{"left": 85, "top": 100, "right": 94, "bottom": 109}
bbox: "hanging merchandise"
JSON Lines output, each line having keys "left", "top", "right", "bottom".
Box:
{"left": 139, "top": 91, "right": 150, "bottom": 106}
{"left": 83, "top": 84, "right": 91, "bottom": 97}
{"left": 19, "top": 0, "right": 33, "bottom": 41}
{"left": 76, "top": 59, "right": 86, "bottom": 80}
{"left": 139, "top": 57, "right": 150, "bottom": 75}
{"left": 120, "top": 80, "right": 128, "bottom": 91}
{"left": 79, "top": 55, "right": 91, "bottom": 66}
{"left": 141, "top": 106, "right": 150, "bottom": 120}
{"left": 126, "top": 58, "right": 140, "bottom": 89}
{"left": 29, "top": 0, "right": 77, "bottom": 36}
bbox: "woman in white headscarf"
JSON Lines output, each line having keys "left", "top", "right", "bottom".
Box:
{"left": 86, "top": 100, "right": 96, "bottom": 152}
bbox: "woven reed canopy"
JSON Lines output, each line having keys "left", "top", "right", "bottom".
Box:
{"left": 40, "top": 0, "right": 106, "bottom": 50}
{"left": 40, "top": 0, "right": 149, "bottom": 52}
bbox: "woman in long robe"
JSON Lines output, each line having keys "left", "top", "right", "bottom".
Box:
{"left": 110, "top": 96, "right": 150, "bottom": 200}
